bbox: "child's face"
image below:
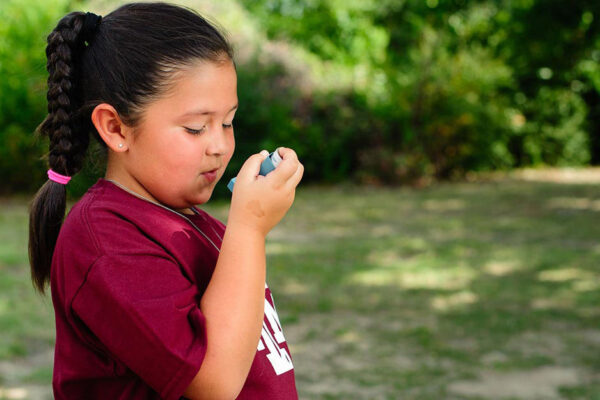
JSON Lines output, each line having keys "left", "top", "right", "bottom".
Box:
{"left": 125, "top": 60, "right": 237, "bottom": 210}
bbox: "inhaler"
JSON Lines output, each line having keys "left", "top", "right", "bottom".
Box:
{"left": 227, "top": 149, "right": 283, "bottom": 192}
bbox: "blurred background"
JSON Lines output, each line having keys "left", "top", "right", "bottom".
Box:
{"left": 0, "top": 0, "right": 599, "bottom": 399}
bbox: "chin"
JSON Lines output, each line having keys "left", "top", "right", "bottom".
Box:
{"left": 192, "top": 189, "right": 215, "bottom": 205}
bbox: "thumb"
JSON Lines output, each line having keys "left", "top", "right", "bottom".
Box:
{"left": 237, "top": 150, "right": 270, "bottom": 182}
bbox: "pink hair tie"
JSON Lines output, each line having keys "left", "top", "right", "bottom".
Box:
{"left": 47, "top": 169, "right": 72, "bottom": 185}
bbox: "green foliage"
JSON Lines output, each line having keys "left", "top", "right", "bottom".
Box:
{"left": 243, "top": 0, "right": 388, "bottom": 66}
{"left": 2, "top": 0, "right": 600, "bottom": 193}
{"left": 240, "top": 0, "right": 600, "bottom": 184}
{"left": 517, "top": 87, "right": 589, "bottom": 166}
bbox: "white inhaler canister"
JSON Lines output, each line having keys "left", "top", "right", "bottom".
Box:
{"left": 227, "top": 149, "right": 283, "bottom": 192}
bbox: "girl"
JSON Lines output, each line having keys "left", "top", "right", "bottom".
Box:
{"left": 28, "top": 2, "right": 303, "bottom": 399}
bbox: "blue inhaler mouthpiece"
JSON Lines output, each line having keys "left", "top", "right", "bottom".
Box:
{"left": 228, "top": 149, "right": 283, "bottom": 192}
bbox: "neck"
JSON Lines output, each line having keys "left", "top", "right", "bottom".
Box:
{"left": 104, "top": 155, "right": 196, "bottom": 216}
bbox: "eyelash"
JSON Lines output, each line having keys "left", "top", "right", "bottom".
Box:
{"left": 185, "top": 123, "right": 233, "bottom": 135}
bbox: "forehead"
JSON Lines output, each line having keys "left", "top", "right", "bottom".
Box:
{"left": 152, "top": 60, "right": 238, "bottom": 116}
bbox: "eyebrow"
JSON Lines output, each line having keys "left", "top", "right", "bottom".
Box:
{"left": 179, "top": 104, "right": 238, "bottom": 118}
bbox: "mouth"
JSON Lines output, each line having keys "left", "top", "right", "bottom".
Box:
{"left": 201, "top": 168, "right": 219, "bottom": 183}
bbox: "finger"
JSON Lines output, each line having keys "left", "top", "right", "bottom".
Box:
{"left": 276, "top": 147, "right": 298, "bottom": 162}
{"left": 237, "top": 150, "right": 269, "bottom": 182}
{"left": 284, "top": 162, "right": 304, "bottom": 192}
{"left": 270, "top": 147, "right": 300, "bottom": 183}
{"left": 269, "top": 157, "right": 298, "bottom": 186}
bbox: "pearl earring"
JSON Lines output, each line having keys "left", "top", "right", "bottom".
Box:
{"left": 118, "top": 143, "right": 124, "bottom": 148}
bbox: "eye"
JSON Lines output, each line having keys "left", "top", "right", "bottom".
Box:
{"left": 223, "top": 123, "right": 233, "bottom": 129}
{"left": 184, "top": 126, "right": 206, "bottom": 135}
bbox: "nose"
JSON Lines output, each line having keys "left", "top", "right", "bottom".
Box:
{"left": 206, "top": 124, "right": 229, "bottom": 156}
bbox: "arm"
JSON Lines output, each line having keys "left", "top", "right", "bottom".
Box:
{"left": 184, "top": 148, "right": 303, "bottom": 400}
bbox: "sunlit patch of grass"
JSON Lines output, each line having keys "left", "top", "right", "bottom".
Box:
{"left": 348, "top": 263, "right": 477, "bottom": 290}
{"left": 431, "top": 290, "right": 478, "bottom": 311}
{"left": 483, "top": 260, "right": 519, "bottom": 276}
{"left": 0, "top": 386, "right": 28, "bottom": 399}
{"left": 538, "top": 268, "right": 596, "bottom": 282}
{"left": 546, "top": 197, "right": 600, "bottom": 212}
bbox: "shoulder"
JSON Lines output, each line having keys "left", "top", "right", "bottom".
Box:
{"left": 59, "top": 179, "right": 201, "bottom": 263}
{"left": 52, "top": 179, "right": 222, "bottom": 312}
{"left": 60, "top": 179, "right": 154, "bottom": 254}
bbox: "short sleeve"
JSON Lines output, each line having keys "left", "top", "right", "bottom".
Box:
{"left": 71, "top": 253, "right": 207, "bottom": 400}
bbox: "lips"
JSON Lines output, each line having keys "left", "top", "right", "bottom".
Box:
{"left": 202, "top": 168, "right": 218, "bottom": 183}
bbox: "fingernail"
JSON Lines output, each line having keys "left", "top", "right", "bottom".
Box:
{"left": 260, "top": 150, "right": 269, "bottom": 157}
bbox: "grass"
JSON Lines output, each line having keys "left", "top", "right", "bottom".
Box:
{"left": 1, "top": 170, "right": 600, "bottom": 399}
{"left": 0, "top": 200, "right": 54, "bottom": 362}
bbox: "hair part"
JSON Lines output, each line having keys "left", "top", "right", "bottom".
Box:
{"left": 29, "top": 2, "right": 234, "bottom": 294}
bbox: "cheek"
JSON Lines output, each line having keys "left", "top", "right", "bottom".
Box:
{"left": 160, "top": 141, "right": 191, "bottom": 169}
{"left": 145, "top": 133, "right": 200, "bottom": 178}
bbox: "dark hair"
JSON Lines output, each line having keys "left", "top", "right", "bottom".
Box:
{"left": 28, "top": 2, "right": 234, "bottom": 294}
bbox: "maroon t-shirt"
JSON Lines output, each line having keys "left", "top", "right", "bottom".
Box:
{"left": 50, "top": 178, "right": 297, "bottom": 399}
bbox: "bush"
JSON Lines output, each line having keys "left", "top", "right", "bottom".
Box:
{"left": 2, "top": 0, "right": 597, "bottom": 196}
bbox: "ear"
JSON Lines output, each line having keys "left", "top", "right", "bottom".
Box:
{"left": 91, "top": 103, "right": 132, "bottom": 152}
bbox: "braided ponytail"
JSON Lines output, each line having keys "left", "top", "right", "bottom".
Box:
{"left": 29, "top": 12, "right": 94, "bottom": 294}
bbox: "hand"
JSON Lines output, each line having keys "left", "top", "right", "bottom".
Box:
{"left": 228, "top": 147, "right": 304, "bottom": 237}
